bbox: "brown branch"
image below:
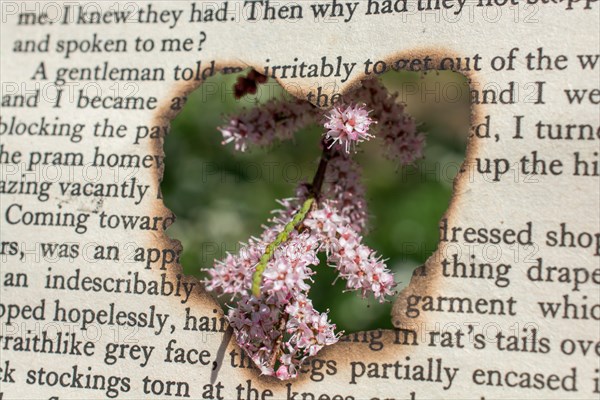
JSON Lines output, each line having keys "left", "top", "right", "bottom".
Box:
{"left": 309, "top": 138, "right": 335, "bottom": 200}
{"left": 269, "top": 312, "right": 289, "bottom": 370}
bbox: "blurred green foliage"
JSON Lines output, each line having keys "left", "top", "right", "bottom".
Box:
{"left": 162, "top": 70, "right": 469, "bottom": 332}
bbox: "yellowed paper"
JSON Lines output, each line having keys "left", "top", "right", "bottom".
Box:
{"left": 1, "top": 1, "right": 599, "bottom": 399}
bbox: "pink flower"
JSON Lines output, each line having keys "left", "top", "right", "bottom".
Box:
{"left": 203, "top": 246, "right": 261, "bottom": 297}
{"left": 355, "top": 79, "right": 425, "bottom": 164}
{"left": 276, "top": 364, "right": 293, "bottom": 380}
{"left": 303, "top": 201, "right": 397, "bottom": 303}
{"left": 324, "top": 156, "right": 368, "bottom": 232}
{"left": 202, "top": 197, "right": 303, "bottom": 297}
{"left": 226, "top": 290, "right": 339, "bottom": 380}
{"left": 324, "top": 103, "right": 375, "bottom": 153}
{"left": 285, "top": 294, "right": 340, "bottom": 355}
{"left": 261, "top": 233, "right": 319, "bottom": 302}
{"left": 219, "top": 99, "right": 318, "bottom": 151}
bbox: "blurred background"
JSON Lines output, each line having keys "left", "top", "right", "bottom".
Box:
{"left": 162, "top": 69, "right": 470, "bottom": 332}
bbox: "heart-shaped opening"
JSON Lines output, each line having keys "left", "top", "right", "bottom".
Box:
{"left": 162, "top": 68, "right": 469, "bottom": 379}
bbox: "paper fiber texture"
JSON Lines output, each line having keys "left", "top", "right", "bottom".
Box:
{"left": 1, "top": 1, "right": 599, "bottom": 399}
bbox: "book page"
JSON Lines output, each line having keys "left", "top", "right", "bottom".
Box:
{"left": 1, "top": 1, "right": 599, "bottom": 399}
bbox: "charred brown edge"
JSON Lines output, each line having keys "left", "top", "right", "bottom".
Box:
{"left": 148, "top": 50, "right": 484, "bottom": 386}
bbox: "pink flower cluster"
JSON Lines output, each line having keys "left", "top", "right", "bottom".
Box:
{"left": 355, "top": 79, "right": 426, "bottom": 164}
{"left": 303, "top": 200, "right": 396, "bottom": 301}
{"left": 204, "top": 196, "right": 302, "bottom": 298}
{"left": 205, "top": 75, "right": 422, "bottom": 380}
{"left": 225, "top": 229, "right": 340, "bottom": 379}
{"left": 219, "top": 78, "right": 425, "bottom": 165}
{"left": 228, "top": 291, "right": 339, "bottom": 380}
{"left": 205, "top": 189, "right": 395, "bottom": 378}
{"left": 219, "top": 99, "right": 317, "bottom": 151}
{"left": 205, "top": 195, "right": 342, "bottom": 379}
{"left": 323, "top": 156, "right": 368, "bottom": 233}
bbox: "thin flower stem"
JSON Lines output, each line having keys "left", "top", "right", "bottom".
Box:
{"left": 310, "top": 143, "right": 332, "bottom": 199}
{"left": 268, "top": 312, "right": 289, "bottom": 369}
